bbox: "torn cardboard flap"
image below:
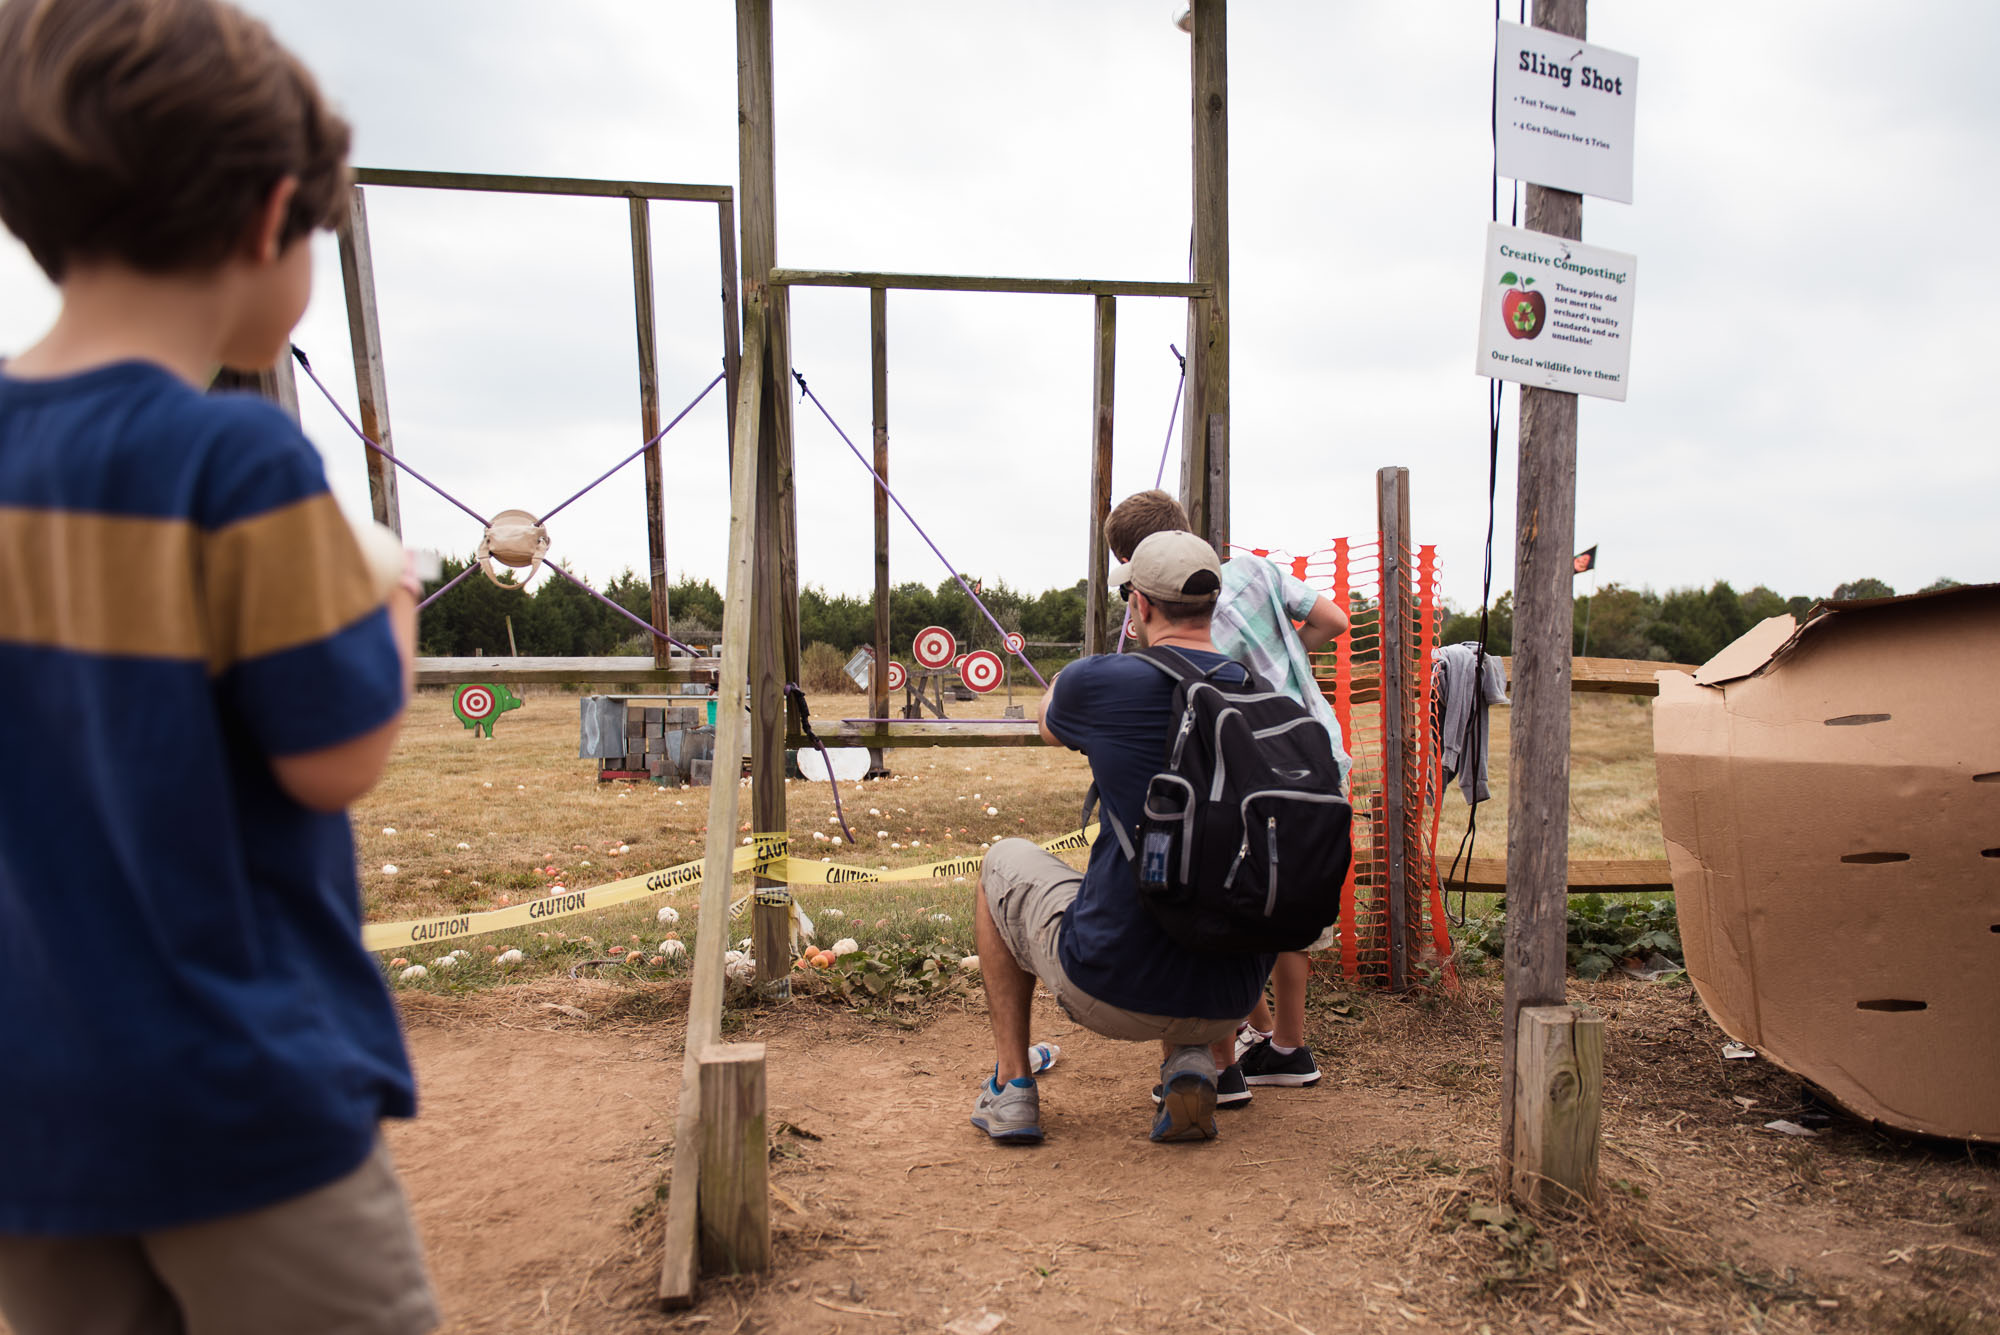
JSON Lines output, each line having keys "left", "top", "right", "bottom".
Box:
{"left": 1654, "top": 584, "right": 2000, "bottom": 1143}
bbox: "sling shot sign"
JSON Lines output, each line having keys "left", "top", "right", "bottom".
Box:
{"left": 1495, "top": 21, "right": 1638, "bottom": 204}
{"left": 1476, "top": 223, "right": 1637, "bottom": 402}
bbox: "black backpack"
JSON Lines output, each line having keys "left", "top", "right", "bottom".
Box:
{"left": 1089, "top": 646, "right": 1353, "bottom": 955}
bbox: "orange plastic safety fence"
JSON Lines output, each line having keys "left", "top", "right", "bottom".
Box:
{"left": 1250, "top": 536, "right": 1451, "bottom": 991}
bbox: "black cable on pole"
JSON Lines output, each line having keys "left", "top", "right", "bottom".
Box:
{"left": 1446, "top": 0, "right": 1525, "bottom": 927}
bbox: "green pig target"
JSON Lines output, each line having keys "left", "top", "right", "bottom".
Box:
{"left": 453, "top": 683, "right": 524, "bottom": 737}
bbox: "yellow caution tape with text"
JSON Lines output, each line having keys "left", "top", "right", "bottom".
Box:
{"left": 362, "top": 826, "right": 1098, "bottom": 953}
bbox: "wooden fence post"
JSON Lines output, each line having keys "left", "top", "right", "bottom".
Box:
{"left": 1179, "top": 0, "right": 1229, "bottom": 553}
{"left": 870, "top": 286, "right": 891, "bottom": 774}
{"left": 1511, "top": 1007, "right": 1603, "bottom": 1211}
{"left": 697, "top": 1043, "right": 770, "bottom": 1274}
{"left": 1500, "top": 0, "right": 1598, "bottom": 1210}
{"left": 738, "top": 0, "right": 801, "bottom": 993}
{"left": 630, "top": 197, "right": 672, "bottom": 666}
{"left": 1376, "top": 466, "right": 1412, "bottom": 991}
{"left": 1085, "top": 295, "right": 1116, "bottom": 656}
{"left": 335, "top": 186, "right": 403, "bottom": 536}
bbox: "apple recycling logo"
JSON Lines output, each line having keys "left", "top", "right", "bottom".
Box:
{"left": 1498, "top": 271, "right": 1546, "bottom": 341}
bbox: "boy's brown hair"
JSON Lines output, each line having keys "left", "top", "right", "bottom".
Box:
{"left": 1104, "top": 488, "right": 1191, "bottom": 562}
{"left": 0, "top": 0, "right": 350, "bottom": 282}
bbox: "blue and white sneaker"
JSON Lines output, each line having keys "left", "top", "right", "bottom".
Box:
{"left": 970, "top": 1073, "right": 1043, "bottom": 1144}
{"left": 1150, "top": 1045, "right": 1218, "bottom": 1143}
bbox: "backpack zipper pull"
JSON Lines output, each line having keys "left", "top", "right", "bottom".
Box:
{"left": 1264, "top": 816, "right": 1280, "bottom": 917}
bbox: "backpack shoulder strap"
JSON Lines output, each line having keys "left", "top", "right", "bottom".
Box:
{"left": 1080, "top": 782, "right": 1137, "bottom": 860}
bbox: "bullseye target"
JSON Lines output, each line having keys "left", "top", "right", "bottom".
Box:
{"left": 952, "top": 653, "right": 968, "bottom": 674}
{"left": 455, "top": 685, "right": 496, "bottom": 721}
{"left": 884, "top": 660, "right": 907, "bottom": 691}
{"left": 1002, "top": 631, "right": 1025, "bottom": 656}
{"left": 960, "top": 650, "right": 1004, "bottom": 694}
{"left": 912, "top": 625, "right": 956, "bottom": 669}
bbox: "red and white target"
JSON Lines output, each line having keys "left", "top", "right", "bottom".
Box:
{"left": 952, "top": 653, "right": 968, "bottom": 674}
{"left": 1002, "top": 631, "right": 1025, "bottom": 656}
{"left": 912, "top": 625, "right": 957, "bottom": 669}
{"left": 456, "top": 684, "right": 496, "bottom": 721}
{"left": 884, "top": 660, "right": 907, "bottom": 692}
{"left": 960, "top": 650, "right": 1004, "bottom": 694}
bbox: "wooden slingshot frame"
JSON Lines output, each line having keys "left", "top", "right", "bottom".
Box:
{"left": 312, "top": 167, "right": 746, "bottom": 680}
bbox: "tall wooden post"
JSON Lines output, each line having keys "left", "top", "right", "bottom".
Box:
{"left": 869, "top": 288, "right": 892, "bottom": 764}
{"left": 630, "top": 197, "right": 672, "bottom": 665}
{"left": 335, "top": 187, "right": 403, "bottom": 536}
{"left": 738, "top": 0, "right": 801, "bottom": 992}
{"left": 1084, "top": 296, "right": 1116, "bottom": 656}
{"left": 717, "top": 199, "right": 742, "bottom": 453}
{"left": 659, "top": 295, "right": 769, "bottom": 1310}
{"left": 1376, "top": 467, "right": 1412, "bottom": 991}
{"left": 1179, "top": 0, "right": 1229, "bottom": 555}
{"left": 1500, "top": 0, "right": 1597, "bottom": 1210}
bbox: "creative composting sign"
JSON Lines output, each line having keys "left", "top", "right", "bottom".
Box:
{"left": 1494, "top": 20, "right": 1638, "bottom": 204}
{"left": 1476, "top": 223, "right": 1637, "bottom": 402}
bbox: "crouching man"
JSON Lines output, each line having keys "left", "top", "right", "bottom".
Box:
{"left": 971, "top": 532, "right": 1274, "bottom": 1145}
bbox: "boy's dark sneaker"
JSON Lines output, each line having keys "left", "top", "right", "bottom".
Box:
{"left": 1150, "top": 1045, "right": 1218, "bottom": 1142}
{"left": 1151, "top": 1061, "right": 1252, "bottom": 1109}
{"left": 1239, "top": 1039, "right": 1321, "bottom": 1088}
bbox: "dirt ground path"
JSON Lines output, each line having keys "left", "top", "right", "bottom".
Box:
{"left": 389, "top": 981, "right": 2000, "bottom": 1335}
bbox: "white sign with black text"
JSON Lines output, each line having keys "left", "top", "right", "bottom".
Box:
{"left": 1494, "top": 21, "right": 1638, "bottom": 204}
{"left": 1475, "top": 223, "right": 1637, "bottom": 402}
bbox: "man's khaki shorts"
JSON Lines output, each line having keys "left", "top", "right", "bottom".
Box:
{"left": 981, "top": 838, "right": 1240, "bottom": 1046}
{"left": 0, "top": 1136, "right": 437, "bottom": 1335}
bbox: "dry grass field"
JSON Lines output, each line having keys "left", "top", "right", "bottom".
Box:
{"left": 356, "top": 686, "right": 1664, "bottom": 986}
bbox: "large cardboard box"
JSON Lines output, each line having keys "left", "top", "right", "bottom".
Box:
{"left": 1653, "top": 584, "right": 1999, "bottom": 1143}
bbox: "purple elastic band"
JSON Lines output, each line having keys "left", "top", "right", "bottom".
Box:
{"left": 1116, "top": 347, "right": 1189, "bottom": 653}
{"left": 793, "top": 371, "right": 1048, "bottom": 690}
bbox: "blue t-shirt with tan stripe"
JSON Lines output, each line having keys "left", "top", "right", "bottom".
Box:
{"left": 0, "top": 360, "right": 413, "bottom": 1235}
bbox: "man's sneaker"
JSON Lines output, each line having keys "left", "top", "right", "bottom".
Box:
{"left": 1239, "top": 1038, "right": 1322, "bottom": 1088}
{"left": 1150, "top": 1046, "right": 1218, "bottom": 1143}
{"left": 970, "top": 1074, "right": 1043, "bottom": 1144}
{"left": 1233, "top": 1023, "right": 1272, "bottom": 1064}
{"left": 1151, "top": 1061, "right": 1251, "bottom": 1109}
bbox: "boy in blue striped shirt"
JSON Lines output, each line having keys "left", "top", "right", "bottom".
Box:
{"left": 0, "top": 1, "right": 435, "bottom": 1330}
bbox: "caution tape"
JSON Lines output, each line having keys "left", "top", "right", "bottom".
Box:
{"left": 362, "top": 826, "right": 1097, "bottom": 953}
{"left": 767, "top": 825, "right": 1096, "bottom": 886}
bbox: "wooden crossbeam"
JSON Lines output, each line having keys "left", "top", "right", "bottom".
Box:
{"left": 353, "top": 166, "right": 731, "bottom": 202}
{"left": 415, "top": 656, "right": 717, "bottom": 686}
{"left": 769, "top": 268, "right": 1211, "bottom": 298}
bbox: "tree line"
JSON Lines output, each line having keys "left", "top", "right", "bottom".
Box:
{"left": 414, "top": 560, "right": 1116, "bottom": 660}
{"left": 416, "top": 557, "right": 1962, "bottom": 672}
{"left": 1437, "top": 575, "right": 1963, "bottom": 666}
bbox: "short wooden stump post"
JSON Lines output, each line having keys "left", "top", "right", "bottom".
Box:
{"left": 697, "top": 1042, "right": 770, "bottom": 1275}
{"left": 1509, "top": 1006, "right": 1603, "bottom": 1212}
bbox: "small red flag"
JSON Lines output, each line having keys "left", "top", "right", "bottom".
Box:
{"left": 1573, "top": 546, "right": 1598, "bottom": 575}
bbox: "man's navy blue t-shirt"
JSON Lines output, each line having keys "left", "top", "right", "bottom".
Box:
{"left": 1041, "top": 649, "right": 1274, "bottom": 1019}
{"left": 0, "top": 361, "right": 413, "bottom": 1235}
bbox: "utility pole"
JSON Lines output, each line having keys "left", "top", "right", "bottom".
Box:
{"left": 1499, "top": 0, "right": 1604, "bottom": 1210}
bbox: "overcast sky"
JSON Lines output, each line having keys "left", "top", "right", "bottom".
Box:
{"left": 3, "top": 2, "right": 1994, "bottom": 613}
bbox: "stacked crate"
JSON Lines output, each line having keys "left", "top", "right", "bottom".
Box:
{"left": 583, "top": 696, "right": 715, "bottom": 785}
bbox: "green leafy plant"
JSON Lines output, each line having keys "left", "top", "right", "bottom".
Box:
{"left": 1457, "top": 894, "right": 1682, "bottom": 981}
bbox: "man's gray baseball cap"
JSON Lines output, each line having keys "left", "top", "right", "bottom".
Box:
{"left": 1108, "top": 530, "right": 1222, "bottom": 604}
